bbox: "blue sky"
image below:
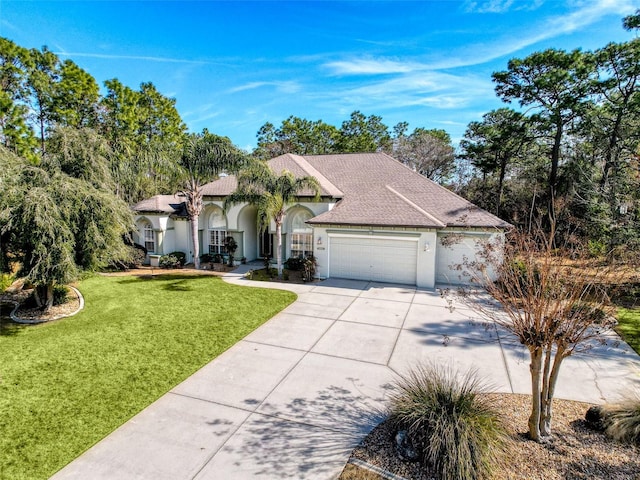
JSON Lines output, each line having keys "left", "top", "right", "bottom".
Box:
{"left": 0, "top": 0, "right": 637, "bottom": 150}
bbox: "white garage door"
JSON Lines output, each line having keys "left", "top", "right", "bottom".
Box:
{"left": 435, "top": 234, "right": 484, "bottom": 285}
{"left": 329, "top": 235, "right": 418, "bottom": 285}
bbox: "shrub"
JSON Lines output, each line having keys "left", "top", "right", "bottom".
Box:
{"left": 200, "top": 253, "right": 212, "bottom": 264}
{"left": 224, "top": 236, "right": 237, "bottom": 266}
{"left": 389, "top": 364, "right": 505, "bottom": 480}
{"left": 284, "top": 256, "right": 305, "bottom": 271}
{"left": 302, "top": 256, "right": 317, "bottom": 282}
{"left": 53, "top": 285, "right": 70, "bottom": 306}
{"left": 1, "top": 273, "right": 14, "bottom": 293}
{"left": 167, "top": 251, "right": 186, "bottom": 267}
{"left": 128, "top": 245, "right": 147, "bottom": 267}
{"left": 108, "top": 244, "right": 146, "bottom": 271}
{"left": 159, "top": 254, "right": 181, "bottom": 269}
{"left": 588, "top": 239, "right": 607, "bottom": 258}
{"left": 603, "top": 395, "right": 640, "bottom": 445}
{"left": 213, "top": 253, "right": 223, "bottom": 264}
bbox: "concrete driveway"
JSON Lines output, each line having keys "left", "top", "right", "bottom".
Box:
{"left": 52, "top": 268, "right": 640, "bottom": 479}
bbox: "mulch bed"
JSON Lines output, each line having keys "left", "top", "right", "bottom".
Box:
{"left": 1, "top": 282, "right": 81, "bottom": 323}
{"left": 340, "top": 393, "right": 640, "bottom": 480}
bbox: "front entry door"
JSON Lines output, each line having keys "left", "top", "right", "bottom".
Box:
{"left": 259, "top": 231, "right": 272, "bottom": 258}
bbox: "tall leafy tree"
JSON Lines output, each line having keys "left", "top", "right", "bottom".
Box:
{"left": 136, "top": 81, "right": 186, "bottom": 147}
{"left": 493, "top": 49, "right": 597, "bottom": 221}
{"left": 337, "top": 110, "right": 391, "bottom": 152}
{"left": 26, "top": 45, "right": 60, "bottom": 153}
{"left": 0, "top": 37, "right": 37, "bottom": 159}
{"left": 255, "top": 116, "right": 339, "bottom": 159}
{"left": 45, "top": 126, "right": 114, "bottom": 190}
{"left": 52, "top": 59, "right": 100, "bottom": 128}
{"left": 178, "top": 131, "right": 247, "bottom": 269}
{"left": 224, "top": 161, "right": 320, "bottom": 277}
{"left": 0, "top": 132, "right": 132, "bottom": 309}
{"left": 100, "top": 78, "right": 186, "bottom": 203}
{"left": 591, "top": 38, "right": 640, "bottom": 212}
{"left": 459, "top": 108, "right": 531, "bottom": 216}
{"left": 393, "top": 127, "right": 455, "bottom": 184}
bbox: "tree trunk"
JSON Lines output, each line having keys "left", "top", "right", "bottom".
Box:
{"left": 191, "top": 214, "right": 200, "bottom": 270}
{"left": 528, "top": 348, "right": 544, "bottom": 442}
{"left": 548, "top": 121, "right": 563, "bottom": 225}
{"left": 34, "top": 284, "right": 54, "bottom": 312}
{"left": 540, "top": 346, "right": 566, "bottom": 437}
{"left": 497, "top": 154, "right": 507, "bottom": 216}
{"left": 275, "top": 221, "right": 283, "bottom": 278}
{"left": 184, "top": 183, "right": 203, "bottom": 270}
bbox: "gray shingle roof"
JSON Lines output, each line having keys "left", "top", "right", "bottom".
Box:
{"left": 200, "top": 154, "right": 343, "bottom": 198}
{"left": 132, "top": 194, "right": 186, "bottom": 214}
{"left": 201, "top": 175, "right": 238, "bottom": 196}
{"left": 133, "top": 152, "right": 509, "bottom": 229}
{"left": 303, "top": 153, "right": 509, "bottom": 228}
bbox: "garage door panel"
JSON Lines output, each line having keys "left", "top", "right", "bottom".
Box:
{"left": 329, "top": 236, "right": 417, "bottom": 285}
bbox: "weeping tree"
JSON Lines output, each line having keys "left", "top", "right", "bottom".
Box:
{"left": 454, "top": 224, "right": 616, "bottom": 442}
{"left": 178, "top": 131, "right": 247, "bottom": 269}
{"left": 224, "top": 161, "right": 320, "bottom": 278}
{"left": 1, "top": 135, "right": 133, "bottom": 309}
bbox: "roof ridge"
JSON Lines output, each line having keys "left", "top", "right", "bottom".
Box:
{"left": 286, "top": 153, "right": 344, "bottom": 198}
{"left": 385, "top": 185, "right": 446, "bottom": 227}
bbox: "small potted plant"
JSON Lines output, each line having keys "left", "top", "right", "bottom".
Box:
{"left": 224, "top": 236, "right": 238, "bottom": 267}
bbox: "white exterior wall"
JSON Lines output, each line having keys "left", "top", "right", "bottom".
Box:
{"left": 313, "top": 226, "right": 438, "bottom": 288}
{"left": 237, "top": 205, "right": 258, "bottom": 260}
{"left": 134, "top": 203, "right": 502, "bottom": 283}
{"left": 173, "top": 218, "right": 193, "bottom": 262}
{"left": 435, "top": 229, "right": 504, "bottom": 286}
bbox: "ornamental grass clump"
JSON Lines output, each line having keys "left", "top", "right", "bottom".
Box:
{"left": 604, "top": 394, "right": 640, "bottom": 445}
{"left": 389, "top": 364, "right": 505, "bottom": 480}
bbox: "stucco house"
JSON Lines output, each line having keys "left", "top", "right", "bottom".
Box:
{"left": 132, "top": 152, "right": 509, "bottom": 288}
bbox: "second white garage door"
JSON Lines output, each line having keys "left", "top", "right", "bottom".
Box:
{"left": 329, "top": 235, "right": 418, "bottom": 285}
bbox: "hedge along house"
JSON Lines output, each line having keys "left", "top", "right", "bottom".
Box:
{"left": 132, "top": 152, "right": 510, "bottom": 288}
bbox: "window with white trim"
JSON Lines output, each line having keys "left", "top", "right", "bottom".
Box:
{"left": 209, "top": 230, "right": 227, "bottom": 254}
{"left": 290, "top": 210, "right": 313, "bottom": 258}
{"left": 208, "top": 209, "right": 227, "bottom": 254}
{"left": 143, "top": 222, "right": 155, "bottom": 253}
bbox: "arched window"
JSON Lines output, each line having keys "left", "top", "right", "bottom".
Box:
{"left": 290, "top": 209, "right": 313, "bottom": 258}
{"left": 142, "top": 221, "right": 155, "bottom": 253}
{"left": 208, "top": 209, "right": 227, "bottom": 254}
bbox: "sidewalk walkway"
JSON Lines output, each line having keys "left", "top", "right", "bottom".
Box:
{"left": 52, "top": 266, "right": 640, "bottom": 479}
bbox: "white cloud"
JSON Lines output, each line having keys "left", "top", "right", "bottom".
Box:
{"left": 463, "top": 0, "right": 547, "bottom": 13}
{"left": 0, "top": 19, "right": 20, "bottom": 34}
{"left": 407, "top": 0, "right": 636, "bottom": 70}
{"left": 312, "top": 70, "right": 494, "bottom": 113}
{"left": 227, "top": 81, "right": 300, "bottom": 95}
{"left": 54, "top": 52, "right": 206, "bottom": 65}
{"left": 464, "top": 0, "right": 516, "bottom": 14}
{"left": 324, "top": 58, "right": 422, "bottom": 75}
{"left": 182, "top": 103, "right": 223, "bottom": 124}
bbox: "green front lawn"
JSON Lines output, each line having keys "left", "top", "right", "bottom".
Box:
{"left": 616, "top": 307, "right": 640, "bottom": 354}
{"left": 0, "top": 275, "right": 295, "bottom": 480}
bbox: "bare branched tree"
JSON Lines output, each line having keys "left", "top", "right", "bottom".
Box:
{"left": 453, "top": 224, "right": 616, "bottom": 442}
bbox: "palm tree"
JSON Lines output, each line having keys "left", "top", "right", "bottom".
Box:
{"left": 179, "top": 132, "right": 247, "bottom": 269}
{"left": 224, "top": 161, "right": 320, "bottom": 278}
